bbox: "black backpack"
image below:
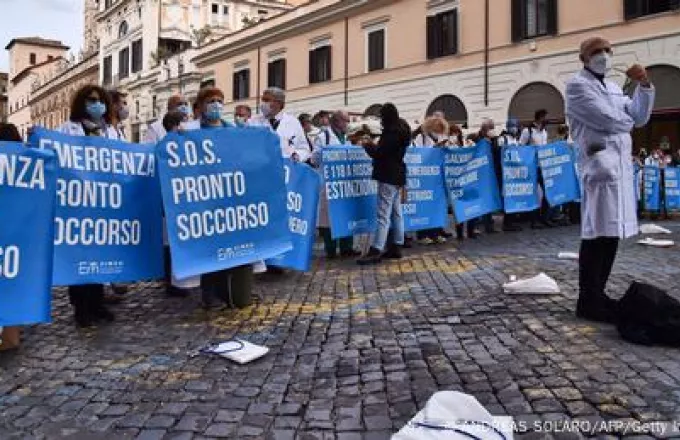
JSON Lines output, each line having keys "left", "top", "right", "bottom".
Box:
{"left": 617, "top": 282, "right": 680, "bottom": 346}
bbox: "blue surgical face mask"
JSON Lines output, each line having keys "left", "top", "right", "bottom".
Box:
{"left": 205, "top": 102, "right": 223, "bottom": 121}
{"left": 86, "top": 101, "right": 106, "bottom": 120}
{"left": 178, "top": 104, "right": 191, "bottom": 117}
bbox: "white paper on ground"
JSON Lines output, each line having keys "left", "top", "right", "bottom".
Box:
{"left": 558, "top": 252, "right": 579, "bottom": 260}
{"left": 253, "top": 260, "right": 267, "bottom": 274}
{"left": 637, "top": 237, "right": 675, "bottom": 248}
{"left": 205, "top": 339, "right": 269, "bottom": 364}
{"left": 639, "top": 224, "right": 672, "bottom": 234}
{"left": 502, "top": 273, "right": 560, "bottom": 294}
{"left": 392, "top": 391, "right": 514, "bottom": 440}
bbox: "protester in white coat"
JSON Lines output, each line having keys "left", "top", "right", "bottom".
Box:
{"left": 144, "top": 95, "right": 192, "bottom": 144}
{"left": 57, "top": 84, "right": 118, "bottom": 328}
{"left": 249, "top": 87, "right": 312, "bottom": 163}
{"left": 566, "top": 36, "right": 655, "bottom": 323}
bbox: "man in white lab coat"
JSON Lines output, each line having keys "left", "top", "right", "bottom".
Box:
{"left": 566, "top": 37, "right": 655, "bottom": 323}
{"left": 249, "top": 87, "right": 312, "bottom": 163}
{"left": 144, "top": 94, "right": 192, "bottom": 144}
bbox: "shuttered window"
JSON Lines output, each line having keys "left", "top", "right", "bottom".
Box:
{"left": 103, "top": 56, "right": 112, "bottom": 86}
{"left": 268, "top": 59, "right": 286, "bottom": 89}
{"left": 309, "top": 46, "right": 332, "bottom": 84}
{"left": 426, "top": 9, "right": 458, "bottom": 60}
{"left": 511, "top": 0, "right": 558, "bottom": 42}
{"left": 367, "top": 29, "right": 385, "bottom": 72}
{"left": 118, "top": 47, "right": 130, "bottom": 79}
{"left": 131, "top": 39, "right": 143, "bottom": 73}
{"left": 232, "top": 69, "right": 250, "bottom": 101}
{"left": 625, "top": 0, "right": 680, "bottom": 20}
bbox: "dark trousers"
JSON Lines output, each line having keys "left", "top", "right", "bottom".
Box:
{"left": 579, "top": 237, "right": 619, "bottom": 301}
{"left": 164, "top": 246, "right": 172, "bottom": 284}
{"left": 320, "top": 228, "right": 353, "bottom": 256}
{"left": 68, "top": 284, "right": 104, "bottom": 316}
{"left": 200, "top": 265, "right": 253, "bottom": 308}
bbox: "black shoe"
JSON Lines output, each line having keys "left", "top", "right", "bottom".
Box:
{"left": 576, "top": 296, "right": 618, "bottom": 324}
{"left": 469, "top": 230, "right": 481, "bottom": 239}
{"left": 503, "top": 224, "right": 523, "bottom": 232}
{"left": 166, "top": 285, "right": 190, "bottom": 298}
{"left": 402, "top": 241, "right": 413, "bottom": 249}
{"left": 357, "top": 247, "right": 382, "bottom": 265}
{"left": 382, "top": 246, "right": 403, "bottom": 260}
{"left": 340, "top": 249, "right": 361, "bottom": 258}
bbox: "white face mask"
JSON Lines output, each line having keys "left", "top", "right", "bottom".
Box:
{"left": 259, "top": 102, "right": 273, "bottom": 117}
{"left": 118, "top": 105, "right": 129, "bottom": 121}
{"left": 587, "top": 52, "right": 613, "bottom": 75}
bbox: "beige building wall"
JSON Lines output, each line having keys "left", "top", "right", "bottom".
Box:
{"left": 30, "top": 53, "right": 99, "bottom": 130}
{"left": 194, "top": 0, "right": 680, "bottom": 134}
{"left": 0, "top": 72, "right": 7, "bottom": 123}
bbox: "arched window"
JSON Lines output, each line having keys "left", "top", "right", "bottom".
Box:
{"left": 508, "top": 82, "right": 564, "bottom": 126}
{"left": 426, "top": 94, "right": 468, "bottom": 126}
{"left": 119, "top": 20, "right": 129, "bottom": 39}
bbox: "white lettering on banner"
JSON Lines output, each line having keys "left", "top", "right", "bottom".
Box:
{"left": 542, "top": 167, "right": 563, "bottom": 179}
{"left": 539, "top": 155, "right": 571, "bottom": 168}
{"left": 403, "top": 153, "right": 423, "bottom": 164}
{"left": 287, "top": 192, "right": 302, "bottom": 213}
{"left": 323, "top": 151, "right": 348, "bottom": 161}
{"left": 537, "top": 147, "right": 557, "bottom": 159}
{"left": 445, "top": 152, "right": 474, "bottom": 164}
{"left": 666, "top": 180, "right": 678, "bottom": 189}
{"left": 171, "top": 172, "right": 246, "bottom": 204}
{"left": 176, "top": 203, "right": 269, "bottom": 240}
{"left": 503, "top": 150, "right": 522, "bottom": 163}
{"left": 505, "top": 183, "right": 534, "bottom": 196}
{"left": 55, "top": 179, "right": 122, "bottom": 209}
{"left": 0, "top": 245, "right": 20, "bottom": 279}
{"left": 407, "top": 190, "right": 434, "bottom": 202}
{"left": 0, "top": 154, "right": 46, "bottom": 190}
{"left": 407, "top": 166, "right": 441, "bottom": 177}
{"left": 406, "top": 178, "right": 421, "bottom": 189}
{"left": 503, "top": 167, "right": 529, "bottom": 180}
{"left": 403, "top": 203, "right": 417, "bottom": 215}
{"left": 165, "top": 140, "right": 217, "bottom": 168}
{"left": 53, "top": 218, "right": 141, "bottom": 246}
{"left": 454, "top": 171, "right": 479, "bottom": 187}
{"left": 325, "top": 179, "right": 378, "bottom": 200}
{"left": 39, "top": 139, "right": 155, "bottom": 177}
{"left": 667, "top": 189, "right": 680, "bottom": 196}
{"left": 289, "top": 216, "right": 308, "bottom": 235}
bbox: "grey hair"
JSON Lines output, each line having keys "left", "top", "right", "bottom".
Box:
{"left": 263, "top": 87, "right": 286, "bottom": 103}
{"left": 331, "top": 110, "right": 349, "bottom": 123}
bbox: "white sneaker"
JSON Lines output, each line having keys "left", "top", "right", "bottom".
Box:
{"left": 436, "top": 236, "right": 447, "bottom": 244}
{"left": 420, "top": 237, "right": 435, "bottom": 245}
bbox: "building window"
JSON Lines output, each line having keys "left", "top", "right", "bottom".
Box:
{"left": 309, "top": 45, "right": 332, "bottom": 84}
{"left": 511, "top": 0, "right": 558, "bottom": 42}
{"left": 212, "top": 4, "right": 218, "bottom": 14}
{"left": 105, "top": 0, "right": 113, "bottom": 8}
{"left": 258, "top": 9, "right": 268, "bottom": 16}
{"left": 367, "top": 28, "right": 385, "bottom": 72}
{"left": 233, "top": 69, "right": 250, "bottom": 100}
{"left": 119, "top": 20, "right": 129, "bottom": 39}
{"left": 30, "top": 53, "right": 36, "bottom": 65}
{"left": 268, "top": 59, "right": 286, "bottom": 89}
{"left": 132, "top": 39, "right": 143, "bottom": 73}
{"left": 119, "top": 47, "right": 130, "bottom": 79}
{"left": 223, "top": 5, "right": 229, "bottom": 14}
{"left": 152, "top": 95, "right": 157, "bottom": 117}
{"left": 103, "top": 55, "right": 113, "bottom": 85}
{"left": 48, "top": 55, "right": 54, "bottom": 61}
{"left": 625, "top": 0, "right": 680, "bottom": 19}
{"left": 427, "top": 9, "right": 458, "bottom": 59}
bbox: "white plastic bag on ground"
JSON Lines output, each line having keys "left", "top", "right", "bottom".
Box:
{"left": 557, "top": 252, "right": 579, "bottom": 260}
{"left": 639, "top": 224, "right": 672, "bottom": 234}
{"left": 503, "top": 273, "right": 560, "bottom": 294}
{"left": 203, "top": 339, "right": 269, "bottom": 364}
{"left": 392, "top": 391, "right": 513, "bottom": 440}
{"left": 637, "top": 237, "right": 675, "bottom": 248}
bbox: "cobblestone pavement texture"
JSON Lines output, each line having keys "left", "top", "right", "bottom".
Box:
{"left": 3, "top": 224, "right": 680, "bottom": 439}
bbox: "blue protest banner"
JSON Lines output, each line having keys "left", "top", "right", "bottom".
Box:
{"left": 0, "top": 142, "right": 56, "bottom": 325}
{"left": 537, "top": 142, "right": 580, "bottom": 207}
{"left": 664, "top": 167, "right": 680, "bottom": 211}
{"left": 157, "top": 128, "right": 292, "bottom": 279}
{"left": 322, "top": 145, "right": 378, "bottom": 239}
{"left": 444, "top": 140, "right": 502, "bottom": 223}
{"left": 32, "top": 128, "right": 164, "bottom": 286}
{"left": 403, "top": 148, "right": 448, "bottom": 232}
{"left": 502, "top": 145, "right": 540, "bottom": 214}
{"left": 266, "top": 160, "right": 321, "bottom": 271}
{"left": 644, "top": 166, "right": 661, "bottom": 211}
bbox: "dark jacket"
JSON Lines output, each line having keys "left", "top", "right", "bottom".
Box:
{"left": 365, "top": 119, "right": 411, "bottom": 186}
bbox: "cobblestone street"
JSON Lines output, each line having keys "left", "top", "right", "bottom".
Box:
{"left": 3, "top": 224, "right": 680, "bottom": 439}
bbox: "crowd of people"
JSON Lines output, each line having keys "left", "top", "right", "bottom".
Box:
{"left": 0, "top": 35, "right": 664, "bottom": 331}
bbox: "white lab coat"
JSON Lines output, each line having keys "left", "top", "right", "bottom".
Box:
{"left": 313, "top": 126, "right": 345, "bottom": 228}
{"left": 519, "top": 125, "right": 548, "bottom": 146}
{"left": 497, "top": 134, "right": 519, "bottom": 147}
{"left": 145, "top": 119, "right": 166, "bottom": 144}
{"left": 57, "top": 120, "right": 123, "bottom": 139}
{"left": 566, "top": 69, "right": 655, "bottom": 239}
{"left": 249, "top": 111, "right": 312, "bottom": 162}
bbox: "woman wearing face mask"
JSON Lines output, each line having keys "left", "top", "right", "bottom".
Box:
{"left": 57, "top": 85, "right": 120, "bottom": 328}
{"left": 191, "top": 87, "right": 255, "bottom": 310}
